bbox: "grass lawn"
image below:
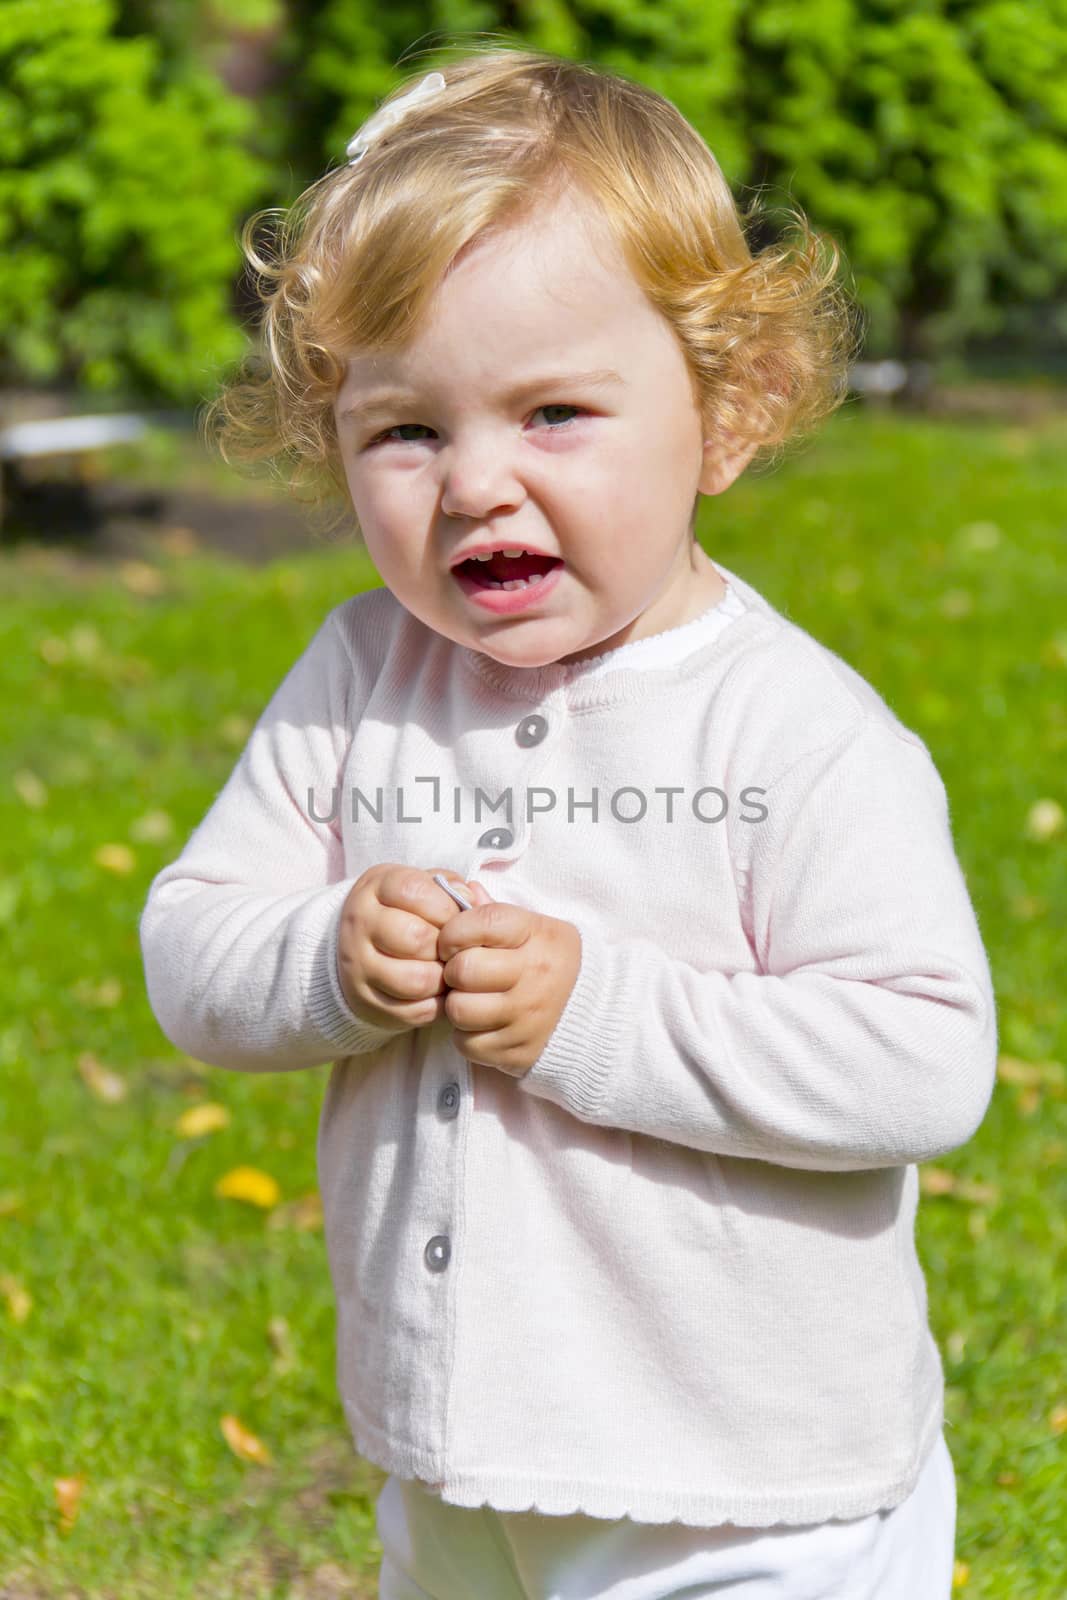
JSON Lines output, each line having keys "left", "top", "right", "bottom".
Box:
{"left": 0, "top": 404, "right": 1065, "bottom": 1598}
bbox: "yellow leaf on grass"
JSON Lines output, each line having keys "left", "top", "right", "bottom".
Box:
{"left": 158, "top": 525, "right": 200, "bottom": 557}
{"left": 919, "top": 1166, "right": 956, "bottom": 1196}
{"left": 119, "top": 561, "right": 166, "bottom": 596}
{"left": 219, "top": 715, "right": 252, "bottom": 745}
{"left": 288, "top": 1190, "right": 323, "bottom": 1230}
{"left": 997, "top": 1055, "right": 1064, "bottom": 1089}
{"left": 952, "top": 1560, "right": 970, "bottom": 1589}
{"left": 220, "top": 1413, "right": 273, "bottom": 1465}
{"left": 1050, "top": 1404, "right": 1067, "bottom": 1436}
{"left": 959, "top": 521, "right": 1000, "bottom": 552}
{"left": 95, "top": 978, "right": 123, "bottom": 1007}
{"left": 215, "top": 1166, "right": 280, "bottom": 1208}
{"left": 0, "top": 1274, "right": 32, "bottom": 1323}
{"left": 94, "top": 843, "right": 136, "bottom": 875}
{"left": 954, "top": 1180, "right": 1000, "bottom": 1206}
{"left": 54, "top": 1475, "right": 85, "bottom": 1531}
{"left": 940, "top": 589, "right": 973, "bottom": 619}
{"left": 176, "top": 1102, "right": 230, "bottom": 1139}
{"left": 1009, "top": 894, "right": 1047, "bottom": 921}
{"left": 13, "top": 770, "right": 48, "bottom": 808}
{"left": 76, "top": 1053, "right": 127, "bottom": 1104}
{"left": 266, "top": 1191, "right": 323, "bottom": 1232}
{"left": 919, "top": 1167, "right": 998, "bottom": 1206}
{"left": 1025, "top": 798, "right": 1065, "bottom": 841}
{"left": 268, "top": 1315, "right": 296, "bottom": 1374}
{"left": 38, "top": 635, "right": 69, "bottom": 665}
{"left": 71, "top": 977, "right": 124, "bottom": 1009}
{"left": 129, "top": 809, "right": 174, "bottom": 844}
{"left": 0, "top": 1193, "right": 25, "bottom": 1219}
{"left": 70, "top": 625, "right": 101, "bottom": 660}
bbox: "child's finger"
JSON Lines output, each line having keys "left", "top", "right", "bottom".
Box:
{"left": 362, "top": 975, "right": 445, "bottom": 1018}
{"left": 441, "top": 945, "right": 518, "bottom": 993}
{"left": 438, "top": 900, "right": 530, "bottom": 961}
{"left": 362, "top": 948, "right": 445, "bottom": 1004}
{"left": 372, "top": 904, "right": 445, "bottom": 961}
{"left": 374, "top": 866, "right": 468, "bottom": 928}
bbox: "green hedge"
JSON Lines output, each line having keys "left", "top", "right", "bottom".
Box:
{"left": 4, "top": 1, "right": 1067, "bottom": 400}
{"left": 290, "top": 0, "right": 1067, "bottom": 360}
{"left": 0, "top": 0, "right": 268, "bottom": 402}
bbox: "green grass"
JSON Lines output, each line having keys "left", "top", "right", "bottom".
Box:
{"left": 1, "top": 404, "right": 1065, "bottom": 1598}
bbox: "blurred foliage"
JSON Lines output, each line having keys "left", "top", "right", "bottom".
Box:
{"left": 284, "top": 0, "right": 1067, "bottom": 362}
{"left": 0, "top": 0, "right": 270, "bottom": 403}
{"left": 2, "top": 0, "right": 1067, "bottom": 402}
{"left": 114, "top": 0, "right": 285, "bottom": 73}
{"left": 729, "top": 0, "right": 1067, "bottom": 359}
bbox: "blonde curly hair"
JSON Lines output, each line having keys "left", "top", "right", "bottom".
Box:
{"left": 203, "top": 43, "right": 863, "bottom": 538}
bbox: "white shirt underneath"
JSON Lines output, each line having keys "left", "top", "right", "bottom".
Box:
{"left": 556, "top": 580, "right": 747, "bottom": 679}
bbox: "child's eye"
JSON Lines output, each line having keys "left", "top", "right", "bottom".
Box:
{"left": 369, "top": 423, "right": 433, "bottom": 445}
{"left": 366, "top": 405, "right": 586, "bottom": 447}
{"left": 535, "top": 404, "right": 584, "bottom": 430}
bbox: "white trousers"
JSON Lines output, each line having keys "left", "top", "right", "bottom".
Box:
{"left": 375, "top": 1431, "right": 956, "bottom": 1600}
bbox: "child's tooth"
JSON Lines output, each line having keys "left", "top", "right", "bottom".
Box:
{"left": 501, "top": 548, "right": 524, "bottom": 558}
{"left": 472, "top": 553, "right": 492, "bottom": 562}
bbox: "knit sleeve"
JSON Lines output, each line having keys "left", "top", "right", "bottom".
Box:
{"left": 517, "top": 716, "right": 998, "bottom": 1171}
{"left": 138, "top": 604, "right": 407, "bottom": 1072}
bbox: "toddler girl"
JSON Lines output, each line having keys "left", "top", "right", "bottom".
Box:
{"left": 140, "top": 45, "right": 997, "bottom": 1599}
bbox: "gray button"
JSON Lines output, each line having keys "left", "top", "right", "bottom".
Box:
{"left": 438, "top": 1082, "right": 460, "bottom": 1117}
{"left": 515, "top": 714, "right": 548, "bottom": 747}
{"left": 425, "top": 1235, "right": 451, "bottom": 1271}
{"left": 476, "top": 827, "right": 514, "bottom": 850}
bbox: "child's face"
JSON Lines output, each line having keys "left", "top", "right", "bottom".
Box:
{"left": 333, "top": 186, "right": 755, "bottom": 667}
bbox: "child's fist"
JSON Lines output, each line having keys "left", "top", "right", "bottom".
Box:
{"left": 336, "top": 865, "right": 477, "bottom": 1034}
{"left": 437, "top": 885, "right": 582, "bottom": 1076}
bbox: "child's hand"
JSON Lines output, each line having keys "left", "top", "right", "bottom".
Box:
{"left": 437, "top": 882, "right": 582, "bottom": 1077}
{"left": 337, "top": 865, "right": 478, "bottom": 1034}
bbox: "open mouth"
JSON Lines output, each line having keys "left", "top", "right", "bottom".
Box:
{"left": 454, "top": 552, "right": 564, "bottom": 590}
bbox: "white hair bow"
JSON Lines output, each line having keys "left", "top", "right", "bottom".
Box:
{"left": 346, "top": 71, "right": 447, "bottom": 166}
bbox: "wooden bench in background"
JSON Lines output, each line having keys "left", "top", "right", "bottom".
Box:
{"left": 0, "top": 413, "right": 154, "bottom": 531}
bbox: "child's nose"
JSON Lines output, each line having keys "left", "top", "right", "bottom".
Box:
{"left": 440, "top": 438, "right": 524, "bottom": 521}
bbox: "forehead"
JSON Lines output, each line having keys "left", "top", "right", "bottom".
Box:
{"left": 341, "top": 190, "right": 656, "bottom": 393}
{"left": 446, "top": 189, "right": 642, "bottom": 319}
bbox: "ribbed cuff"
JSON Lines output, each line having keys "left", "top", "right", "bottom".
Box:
{"left": 516, "top": 921, "right": 626, "bottom": 1115}
{"left": 300, "top": 879, "right": 412, "bottom": 1056}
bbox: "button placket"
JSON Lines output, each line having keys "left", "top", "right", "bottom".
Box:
{"left": 427, "top": 1074, "right": 457, "bottom": 1278}
{"left": 467, "top": 709, "right": 553, "bottom": 871}
{"left": 432, "top": 706, "right": 556, "bottom": 1289}
{"left": 425, "top": 1090, "right": 457, "bottom": 1276}
{"left": 499, "top": 708, "right": 553, "bottom": 857}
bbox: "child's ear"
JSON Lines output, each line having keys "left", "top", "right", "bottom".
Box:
{"left": 698, "top": 429, "right": 759, "bottom": 497}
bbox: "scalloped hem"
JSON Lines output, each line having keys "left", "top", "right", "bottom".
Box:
{"left": 345, "top": 1405, "right": 944, "bottom": 1530}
